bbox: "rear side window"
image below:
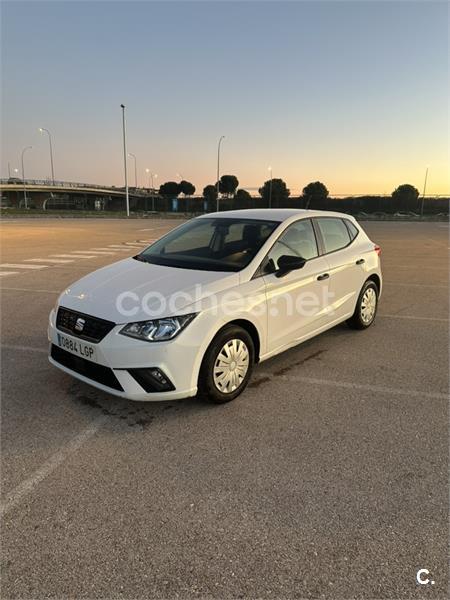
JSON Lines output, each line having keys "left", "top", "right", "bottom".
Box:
{"left": 316, "top": 218, "right": 351, "bottom": 253}
{"left": 345, "top": 220, "right": 359, "bottom": 241}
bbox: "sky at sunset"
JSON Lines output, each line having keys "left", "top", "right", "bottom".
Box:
{"left": 2, "top": 1, "right": 448, "bottom": 195}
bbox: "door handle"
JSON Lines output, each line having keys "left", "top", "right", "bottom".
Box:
{"left": 356, "top": 259, "right": 365, "bottom": 265}
{"left": 317, "top": 273, "right": 330, "bottom": 281}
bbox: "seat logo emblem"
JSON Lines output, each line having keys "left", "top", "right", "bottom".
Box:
{"left": 74, "top": 317, "right": 85, "bottom": 332}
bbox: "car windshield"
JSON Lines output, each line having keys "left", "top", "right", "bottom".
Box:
{"left": 135, "top": 218, "right": 280, "bottom": 272}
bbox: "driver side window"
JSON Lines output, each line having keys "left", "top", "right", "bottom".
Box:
{"left": 263, "top": 219, "right": 318, "bottom": 273}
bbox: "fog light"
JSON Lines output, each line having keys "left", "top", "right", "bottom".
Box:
{"left": 127, "top": 367, "right": 175, "bottom": 393}
{"left": 149, "top": 368, "right": 168, "bottom": 384}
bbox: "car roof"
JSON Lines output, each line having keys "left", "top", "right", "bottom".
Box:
{"left": 198, "top": 208, "right": 355, "bottom": 223}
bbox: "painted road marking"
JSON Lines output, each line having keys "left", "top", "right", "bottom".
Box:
{"left": 0, "top": 263, "right": 48, "bottom": 270}
{"left": 0, "top": 271, "right": 20, "bottom": 277}
{"left": 2, "top": 344, "right": 48, "bottom": 354}
{"left": 90, "top": 247, "right": 130, "bottom": 252}
{"left": 71, "top": 250, "right": 115, "bottom": 255}
{"left": 255, "top": 373, "right": 448, "bottom": 401}
{"left": 50, "top": 254, "right": 96, "bottom": 259}
{"left": 379, "top": 313, "right": 448, "bottom": 322}
{"left": 25, "top": 258, "right": 74, "bottom": 264}
{"left": 0, "top": 415, "right": 108, "bottom": 518}
{"left": 1, "top": 287, "right": 59, "bottom": 293}
{"left": 384, "top": 281, "right": 447, "bottom": 289}
{"left": 107, "top": 245, "right": 137, "bottom": 249}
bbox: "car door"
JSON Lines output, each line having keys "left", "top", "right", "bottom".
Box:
{"left": 313, "top": 217, "right": 367, "bottom": 320}
{"left": 260, "top": 219, "right": 332, "bottom": 355}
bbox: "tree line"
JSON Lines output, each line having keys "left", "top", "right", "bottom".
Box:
{"left": 157, "top": 175, "right": 435, "bottom": 213}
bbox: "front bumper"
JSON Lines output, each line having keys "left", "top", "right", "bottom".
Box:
{"left": 48, "top": 309, "right": 199, "bottom": 401}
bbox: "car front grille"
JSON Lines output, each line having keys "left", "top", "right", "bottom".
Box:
{"left": 50, "top": 345, "right": 124, "bottom": 391}
{"left": 56, "top": 307, "right": 115, "bottom": 343}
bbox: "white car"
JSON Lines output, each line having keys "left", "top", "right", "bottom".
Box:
{"left": 48, "top": 209, "right": 382, "bottom": 403}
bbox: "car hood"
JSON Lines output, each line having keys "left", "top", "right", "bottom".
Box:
{"left": 58, "top": 257, "right": 240, "bottom": 323}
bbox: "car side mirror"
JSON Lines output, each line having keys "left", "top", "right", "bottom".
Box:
{"left": 276, "top": 255, "right": 306, "bottom": 277}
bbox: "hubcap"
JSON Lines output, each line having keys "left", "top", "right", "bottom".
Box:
{"left": 213, "top": 338, "right": 250, "bottom": 394}
{"left": 360, "top": 287, "right": 377, "bottom": 324}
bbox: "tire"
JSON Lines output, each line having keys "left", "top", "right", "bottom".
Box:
{"left": 197, "top": 325, "right": 255, "bottom": 404}
{"left": 347, "top": 280, "right": 379, "bottom": 330}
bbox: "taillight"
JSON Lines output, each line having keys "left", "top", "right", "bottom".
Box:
{"left": 374, "top": 244, "right": 381, "bottom": 256}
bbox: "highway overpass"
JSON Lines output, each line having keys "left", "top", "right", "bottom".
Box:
{"left": 0, "top": 179, "right": 157, "bottom": 211}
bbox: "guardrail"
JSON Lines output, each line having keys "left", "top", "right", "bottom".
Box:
{"left": 0, "top": 178, "right": 122, "bottom": 190}
{"left": 0, "top": 180, "right": 158, "bottom": 196}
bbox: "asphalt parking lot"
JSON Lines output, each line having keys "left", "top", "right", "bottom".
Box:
{"left": 1, "top": 217, "right": 448, "bottom": 599}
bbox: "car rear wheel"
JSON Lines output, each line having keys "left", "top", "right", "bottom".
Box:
{"left": 347, "top": 280, "right": 379, "bottom": 329}
{"left": 198, "top": 325, "right": 255, "bottom": 404}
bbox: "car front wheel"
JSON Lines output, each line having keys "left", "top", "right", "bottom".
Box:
{"left": 198, "top": 325, "right": 255, "bottom": 404}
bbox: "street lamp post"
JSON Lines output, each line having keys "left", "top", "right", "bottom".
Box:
{"left": 268, "top": 166, "right": 273, "bottom": 208}
{"left": 128, "top": 153, "right": 138, "bottom": 188}
{"left": 39, "top": 128, "right": 55, "bottom": 184}
{"left": 420, "top": 166, "right": 429, "bottom": 217}
{"left": 21, "top": 146, "right": 32, "bottom": 209}
{"left": 145, "top": 169, "right": 158, "bottom": 211}
{"left": 120, "top": 104, "right": 130, "bottom": 217}
{"left": 216, "top": 135, "right": 225, "bottom": 212}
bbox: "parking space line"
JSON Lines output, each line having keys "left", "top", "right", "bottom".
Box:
{"left": 379, "top": 313, "right": 448, "bottom": 322}
{"left": 2, "top": 344, "right": 48, "bottom": 354}
{"left": 0, "top": 415, "right": 108, "bottom": 519}
{"left": 381, "top": 265, "right": 446, "bottom": 270}
{"left": 255, "top": 374, "right": 448, "bottom": 400}
{"left": 71, "top": 251, "right": 115, "bottom": 255}
{"left": 90, "top": 247, "right": 130, "bottom": 252}
{"left": 0, "top": 287, "right": 59, "bottom": 293}
{"left": 0, "top": 263, "right": 48, "bottom": 270}
{"left": 50, "top": 254, "right": 96, "bottom": 259}
{"left": 25, "top": 258, "right": 74, "bottom": 264}
{"left": 383, "top": 281, "right": 447, "bottom": 289}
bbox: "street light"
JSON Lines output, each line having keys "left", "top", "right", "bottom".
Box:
{"left": 128, "top": 152, "right": 138, "bottom": 188}
{"left": 268, "top": 166, "right": 273, "bottom": 208}
{"left": 7, "top": 164, "right": 19, "bottom": 179}
{"left": 39, "top": 127, "right": 55, "bottom": 184}
{"left": 145, "top": 169, "right": 158, "bottom": 211}
{"left": 120, "top": 104, "right": 130, "bottom": 217}
{"left": 216, "top": 135, "right": 225, "bottom": 212}
{"left": 21, "top": 146, "right": 32, "bottom": 209}
{"left": 420, "top": 166, "right": 429, "bottom": 217}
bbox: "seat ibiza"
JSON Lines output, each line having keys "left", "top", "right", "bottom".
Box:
{"left": 49, "top": 209, "right": 382, "bottom": 403}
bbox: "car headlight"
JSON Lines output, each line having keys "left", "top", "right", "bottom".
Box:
{"left": 119, "top": 313, "right": 197, "bottom": 342}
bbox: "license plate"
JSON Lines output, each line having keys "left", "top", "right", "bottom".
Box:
{"left": 57, "top": 333, "right": 97, "bottom": 362}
